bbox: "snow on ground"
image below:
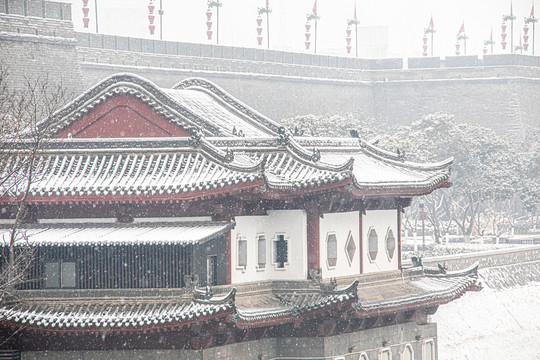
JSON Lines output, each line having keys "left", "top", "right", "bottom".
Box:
{"left": 434, "top": 261, "right": 540, "bottom": 360}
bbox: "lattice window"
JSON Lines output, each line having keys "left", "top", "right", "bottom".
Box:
{"left": 257, "top": 235, "right": 266, "bottom": 268}
{"left": 368, "top": 228, "right": 378, "bottom": 261}
{"left": 274, "top": 234, "right": 288, "bottom": 268}
{"left": 345, "top": 231, "right": 356, "bottom": 264}
{"left": 45, "top": 261, "right": 76, "bottom": 288}
{"left": 326, "top": 233, "right": 337, "bottom": 267}
{"left": 237, "top": 238, "right": 247, "bottom": 268}
{"left": 206, "top": 255, "right": 217, "bottom": 286}
{"left": 386, "top": 228, "right": 396, "bottom": 260}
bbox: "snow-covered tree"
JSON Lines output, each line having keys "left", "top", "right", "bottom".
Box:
{"left": 0, "top": 68, "right": 71, "bottom": 302}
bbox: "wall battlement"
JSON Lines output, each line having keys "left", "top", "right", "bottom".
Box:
{"left": 0, "top": 0, "right": 71, "bottom": 21}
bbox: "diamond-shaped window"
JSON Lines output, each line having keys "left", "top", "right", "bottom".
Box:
{"left": 368, "top": 228, "right": 378, "bottom": 261}
{"left": 345, "top": 232, "right": 356, "bottom": 265}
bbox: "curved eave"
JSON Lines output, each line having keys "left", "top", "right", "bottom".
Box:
{"left": 349, "top": 172, "right": 451, "bottom": 198}
{"left": 0, "top": 178, "right": 265, "bottom": 206}
{"left": 0, "top": 307, "right": 234, "bottom": 336}
{"left": 353, "top": 275, "right": 477, "bottom": 318}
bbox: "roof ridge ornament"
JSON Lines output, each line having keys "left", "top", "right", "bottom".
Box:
{"left": 188, "top": 128, "right": 204, "bottom": 147}
{"left": 277, "top": 126, "right": 290, "bottom": 146}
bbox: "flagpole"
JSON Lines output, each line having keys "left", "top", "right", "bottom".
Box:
{"left": 314, "top": 17, "right": 317, "bottom": 54}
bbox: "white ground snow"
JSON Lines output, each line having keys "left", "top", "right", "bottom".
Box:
{"left": 434, "top": 265, "right": 540, "bottom": 360}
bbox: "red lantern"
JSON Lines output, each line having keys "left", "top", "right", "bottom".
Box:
{"left": 524, "top": 35, "right": 529, "bottom": 42}
{"left": 148, "top": 2, "right": 155, "bottom": 13}
{"left": 346, "top": 45, "right": 352, "bottom": 54}
{"left": 423, "top": 36, "right": 428, "bottom": 44}
{"left": 206, "top": 21, "right": 213, "bottom": 30}
{"left": 423, "top": 45, "right": 428, "bottom": 51}
{"left": 483, "top": 47, "right": 488, "bottom": 54}
{"left": 257, "top": 36, "right": 263, "bottom": 45}
{"left": 501, "top": 33, "right": 507, "bottom": 41}
{"left": 346, "top": 27, "right": 352, "bottom": 36}
{"left": 305, "top": 23, "right": 311, "bottom": 31}
{"left": 206, "top": 11, "right": 212, "bottom": 21}
{"left": 257, "top": 27, "right": 263, "bottom": 35}
{"left": 82, "top": 6, "right": 89, "bottom": 16}
{"left": 206, "top": 30, "right": 213, "bottom": 40}
{"left": 149, "top": 24, "right": 156, "bottom": 35}
{"left": 455, "top": 42, "right": 461, "bottom": 51}
{"left": 305, "top": 32, "right": 311, "bottom": 41}
{"left": 82, "top": 0, "right": 89, "bottom": 5}
{"left": 524, "top": 25, "right": 529, "bottom": 35}
{"left": 148, "top": 14, "right": 155, "bottom": 24}
{"left": 257, "top": 17, "right": 263, "bottom": 26}
{"left": 501, "top": 41, "right": 507, "bottom": 49}
{"left": 346, "top": 37, "right": 351, "bottom": 45}
{"left": 82, "top": 17, "right": 90, "bottom": 28}
{"left": 423, "top": 52, "right": 428, "bottom": 56}
{"left": 501, "top": 22, "right": 507, "bottom": 32}
{"left": 524, "top": 43, "right": 529, "bottom": 51}
{"left": 455, "top": 50, "right": 460, "bottom": 55}
{"left": 305, "top": 41, "right": 311, "bottom": 49}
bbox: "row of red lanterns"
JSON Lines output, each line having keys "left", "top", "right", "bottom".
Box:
{"left": 82, "top": 0, "right": 90, "bottom": 28}
{"left": 206, "top": 9, "right": 214, "bottom": 40}
{"left": 148, "top": 1, "right": 156, "bottom": 35}
{"left": 305, "top": 22, "right": 312, "bottom": 50}
{"left": 256, "top": 16, "right": 263, "bottom": 45}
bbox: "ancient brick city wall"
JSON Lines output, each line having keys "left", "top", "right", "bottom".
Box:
{"left": 0, "top": 1, "right": 82, "bottom": 95}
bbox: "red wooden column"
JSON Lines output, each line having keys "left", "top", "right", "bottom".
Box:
{"left": 397, "top": 206, "right": 402, "bottom": 271}
{"left": 306, "top": 206, "right": 320, "bottom": 277}
{"left": 359, "top": 210, "right": 363, "bottom": 274}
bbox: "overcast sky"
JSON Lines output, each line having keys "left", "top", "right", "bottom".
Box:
{"left": 72, "top": 0, "right": 535, "bottom": 58}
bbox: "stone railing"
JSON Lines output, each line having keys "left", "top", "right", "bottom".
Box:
{"left": 403, "top": 245, "right": 540, "bottom": 271}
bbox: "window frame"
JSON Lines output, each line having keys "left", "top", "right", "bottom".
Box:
{"left": 326, "top": 232, "right": 338, "bottom": 269}
{"left": 44, "top": 260, "right": 77, "bottom": 289}
{"left": 385, "top": 227, "right": 396, "bottom": 261}
{"left": 367, "top": 227, "right": 379, "bottom": 262}
{"left": 401, "top": 343, "right": 414, "bottom": 360}
{"left": 256, "top": 233, "right": 266, "bottom": 270}
{"left": 272, "top": 233, "right": 289, "bottom": 270}
{"left": 423, "top": 339, "right": 435, "bottom": 360}
{"left": 379, "top": 348, "right": 391, "bottom": 360}
{"left": 206, "top": 255, "right": 218, "bottom": 286}
{"left": 345, "top": 230, "right": 357, "bottom": 266}
{"left": 236, "top": 236, "right": 248, "bottom": 270}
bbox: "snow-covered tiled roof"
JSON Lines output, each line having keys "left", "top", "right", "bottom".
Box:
{"left": 38, "top": 74, "right": 280, "bottom": 138}
{"left": 0, "top": 265, "right": 477, "bottom": 334}
{"left": 3, "top": 74, "right": 453, "bottom": 203}
{"left": 0, "top": 221, "right": 232, "bottom": 246}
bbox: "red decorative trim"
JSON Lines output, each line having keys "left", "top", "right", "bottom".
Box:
{"left": 54, "top": 95, "right": 191, "bottom": 138}
{"left": 359, "top": 210, "right": 363, "bottom": 274}
{"left": 306, "top": 208, "right": 320, "bottom": 276}
{"left": 397, "top": 205, "right": 402, "bottom": 271}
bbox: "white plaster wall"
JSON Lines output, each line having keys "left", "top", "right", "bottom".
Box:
{"left": 231, "top": 210, "right": 307, "bottom": 283}
{"left": 362, "top": 209, "right": 399, "bottom": 273}
{"left": 319, "top": 211, "right": 360, "bottom": 279}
